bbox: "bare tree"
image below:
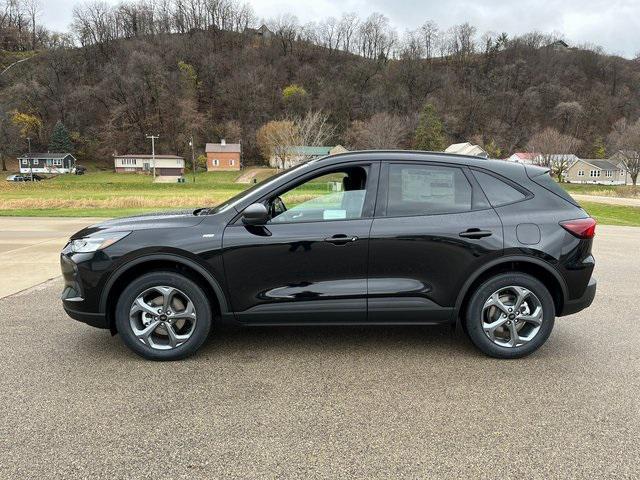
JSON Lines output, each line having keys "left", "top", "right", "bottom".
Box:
{"left": 338, "top": 12, "right": 358, "bottom": 53}
{"left": 295, "top": 110, "right": 335, "bottom": 154}
{"left": 608, "top": 118, "right": 640, "bottom": 185}
{"left": 268, "top": 14, "right": 299, "bottom": 55}
{"left": 346, "top": 113, "right": 407, "bottom": 149}
{"left": 420, "top": 20, "right": 438, "bottom": 59}
{"left": 527, "top": 127, "right": 582, "bottom": 181}
{"left": 553, "top": 101, "right": 584, "bottom": 134}
{"left": 24, "top": 0, "right": 40, "bottom": 50}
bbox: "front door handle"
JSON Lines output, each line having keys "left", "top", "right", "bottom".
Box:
{"left": 324, "top": 234, "right": 358, "bottom": 245}
{"left": 459, "top": 228, "right": 493, "bottom": 239}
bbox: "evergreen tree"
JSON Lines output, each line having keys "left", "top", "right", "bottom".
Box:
{"left": 592, "top": 136, "right": 606, "bottom": 159}
{"left": 49, "top": 121, "right": 73, "bottom": 153}
{"left": 414, "top": 103, "right": 445, "bottom": 151}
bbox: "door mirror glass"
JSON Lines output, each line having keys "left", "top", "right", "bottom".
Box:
{"left": 242, "top": 203, "right": 269, "bottom": 226}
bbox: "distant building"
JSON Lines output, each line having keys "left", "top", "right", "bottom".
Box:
{"left": 565, "top": 158, "right": 627, "bottom": 185}
{"left": 206, "top": 140, "right": 241, "bottom": 171}
{"left": 18, "top": 153, "right": 76, "bottom": 174}
{"left": 547, "top": 40, "right": 569, "bottom": 51}
{"left": 244, "top": 24, "right": 274, "bottom": 39}
{"left": 114, "top": 154, "right": 184, "bottom": 176}
{"left": 444, "top": 142, "right": 488, "bottom": 158}
{"left": 505, "top": 152, "right": 538, "bottom": 164}
{"left": 269, "top": 145, "right": 348, "bottom": 169}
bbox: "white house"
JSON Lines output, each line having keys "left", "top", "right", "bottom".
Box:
{"left": 505, "top": 152, "right": 538, "bottom": 164}
{"left": 444, "top": 142, "right": 488, "bottom": 158}
{"left": 114, "top": 154, "right": 185, "bottom": 176}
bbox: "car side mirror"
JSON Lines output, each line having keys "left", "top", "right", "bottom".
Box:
{"left": 242, "top": 203, "right": 269, "bottom": 226}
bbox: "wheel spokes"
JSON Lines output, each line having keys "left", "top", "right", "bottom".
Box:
{"left": 133, "top": 320, "right": 161, "bottom": 346}
{"left": 481, "top": 285, "right": 544, "bottom": 349}
{"left": 167, "top": 299, "right": 196, "bottom": 320}
{"left": 484, "top": 293, "right": 510, "bottom": 314}
{"left": 129, "top": 286, "right": 198, "bottom": 351}
{"left": 131, "top": 297, "right": 159, "bottom": 317}
{"left": 518, "top": 306, "right": 543, "bottom": 326}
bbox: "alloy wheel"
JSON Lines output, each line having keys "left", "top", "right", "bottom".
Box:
{"left": 481, "top": 286, "right": 544, "bottom": 348}
{"left": 129, "top": 286, "right": 197, "bottom": 350}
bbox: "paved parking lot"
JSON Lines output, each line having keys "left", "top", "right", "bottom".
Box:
{"left": 0, "top": 217, "right": 101, "bottom": 298}
{"left": 1, "top": 225, "right": 639, "bottom": 479}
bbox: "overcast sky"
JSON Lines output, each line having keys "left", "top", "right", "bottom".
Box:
{"left": 43, "top": 0, "right": 640, "bottom": 58}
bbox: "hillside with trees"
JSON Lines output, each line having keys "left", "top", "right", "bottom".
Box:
{"left": 1, "top": 0, "right": 640, "bottom": 172}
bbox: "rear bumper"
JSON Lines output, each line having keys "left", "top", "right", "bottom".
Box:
{"left": 560, "top": 276, "right": 596, "bottom": 316}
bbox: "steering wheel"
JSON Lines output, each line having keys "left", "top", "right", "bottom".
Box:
{"left": 270, "top": 196, "right": 287, "bottom": 218}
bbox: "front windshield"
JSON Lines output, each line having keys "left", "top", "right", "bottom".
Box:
{"left": 208, "top": 162, "right": 312, "bottom": 214}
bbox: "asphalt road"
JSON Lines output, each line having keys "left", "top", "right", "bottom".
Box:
{"left": 1, "top": 225, "right": 639, "bottom": 479}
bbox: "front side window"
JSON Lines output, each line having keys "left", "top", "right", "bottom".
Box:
{"left": 386, "top": 164, "right": 472, "bottom": 216}
{"left": 473, "top": 170, "right": 526, "bottom": 207}
{"left": 269, "top": 167, "right": 368, "bottom": 223}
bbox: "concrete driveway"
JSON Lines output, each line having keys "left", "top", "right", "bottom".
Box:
{"left": 0, "top": 225, "right": 639, "bottom": 478}
{"left": 0, "top": 217, "right": 101, "bottom": 298}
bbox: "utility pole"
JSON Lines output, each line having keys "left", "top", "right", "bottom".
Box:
{"left": 189, "top": 135, "right": 196, "bottom": 183}
{"left": 27, "top": 137, "right": 32, "bottom": 181}
{"left": 146, "top": 135, "right": 159, "bottom": 179}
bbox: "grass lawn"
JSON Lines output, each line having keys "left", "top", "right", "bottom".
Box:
{"left": 562, "top": 183, "right": 639, "bottom": 198}
{"left": 2, "top": 170, "right": 640, "bottom": 226}
{"left": 0, "top": 170, "right": 272, "bottom": 217}
{"left": 579, "top": 201, "right": 640, "bottom": 227}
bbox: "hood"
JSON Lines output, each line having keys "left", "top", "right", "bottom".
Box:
{"left": 71, "top": 209, "right": 206, "bottom": 239}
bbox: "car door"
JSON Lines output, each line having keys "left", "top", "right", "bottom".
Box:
{"left": 222, "top": 162, "right": 380, "bottom": 324}
{"left": 367, "top": 161, "right": 504, "bottom": 323}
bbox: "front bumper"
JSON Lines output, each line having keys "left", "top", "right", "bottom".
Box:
{"left": 560, "top": 276, "right": 596, "bottom": 316}
{"left": 63, "top": 302, "right": 108, "bottom": 328}
{"left": 60, "top": 251, "right": 109, "bottom": 329}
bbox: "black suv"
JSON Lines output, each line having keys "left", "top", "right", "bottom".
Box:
{"left": 61, "top": 151, "right": 596, "bottom": 360}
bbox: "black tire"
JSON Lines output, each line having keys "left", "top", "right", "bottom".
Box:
{"left": 115, "top": 272, "right": 212, "bottom": 361}
{"left": 464, "top": 272, "right": 555, "bottom": 359}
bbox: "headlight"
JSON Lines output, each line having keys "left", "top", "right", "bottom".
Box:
{"left": 70, "top": 231, "right": 131, "bottom": 253}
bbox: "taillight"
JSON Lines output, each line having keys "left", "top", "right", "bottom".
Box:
{"left": 560, "top": 218, "right": 596, "bottom": 239}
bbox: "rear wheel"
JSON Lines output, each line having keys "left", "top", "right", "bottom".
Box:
{"left": 115, "top": 272, "right": 212, "bottom": 360}
{"left": 464, "top": 273, "right": 555, "bottom": 359}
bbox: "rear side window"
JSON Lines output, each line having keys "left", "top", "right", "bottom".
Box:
{"left": 529, "top": 171, "right": 580, "bottom": 206}
{"left": 473, "top": 170, "right": 526, "bottom": 207}
{"left": 386, "top": 164, "right": 472, "bottom": 216}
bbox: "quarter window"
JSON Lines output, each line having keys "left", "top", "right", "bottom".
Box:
{"left": 473, "top": 170, "right": 526, "bottom": 207}
{"left": 386, "top": 164, "right": 472, "bottom": 216}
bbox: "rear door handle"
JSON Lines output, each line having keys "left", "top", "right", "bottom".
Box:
{"left": 324, "top": 234, "right": 358, "bottom": 245}
{"left": 459, "top": 228, "right": 493, "bottom": 239}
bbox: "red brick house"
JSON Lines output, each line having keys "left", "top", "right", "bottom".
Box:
{"left": 206, "top": 140, "right": 241, "bottom": 171}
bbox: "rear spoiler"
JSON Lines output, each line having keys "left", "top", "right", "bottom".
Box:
{"left": 525, "top": 164, "right": 550, "bottom": 178}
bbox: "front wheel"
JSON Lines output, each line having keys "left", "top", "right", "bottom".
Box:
{"left": 464, "top": 273, "right": 555, "bottom": 359}
{"left": 115, "top": 272, "right": 212, "bottom": 361}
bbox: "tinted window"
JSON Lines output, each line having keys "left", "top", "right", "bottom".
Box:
{"left": 386, "top": 164, "right": 472, "bottom": 216}
{"left": 530, "top": 171, "right": 579, "bottom": 206}
{"left": 473, "top": 170, "right": 526, "bottom": 206}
